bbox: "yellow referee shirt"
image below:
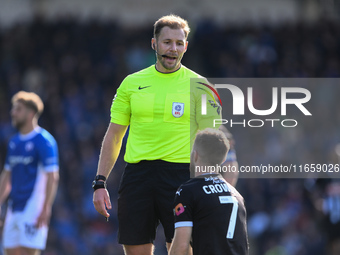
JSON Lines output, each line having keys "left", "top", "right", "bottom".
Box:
{"left": 110, "top": 65, "right": 221, "bottom": 163}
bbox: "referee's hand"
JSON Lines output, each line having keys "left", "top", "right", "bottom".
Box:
{"left": 93, "top": 188, "right": 112, "bottom": 218}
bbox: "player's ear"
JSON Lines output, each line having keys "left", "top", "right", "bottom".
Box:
{"left": 151, "top": 38, "right": 156, "bottom": 50}
{"left": 27, "top": 108, "right": 37, "bottom": 120}
{"left": 193, "top": 149, "right": 199, "bottom": 163}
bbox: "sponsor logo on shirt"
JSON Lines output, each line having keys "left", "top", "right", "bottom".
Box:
{"left": 172, "top": 102, "right": 184, "bottom": 118}
{"left": 204, "top": 176, "right": 224, "bottom": 184}
{"left": 25, "top": 142, "right": 34, "bottom": 151}
{"left": 174, "top": 203, "right": 185, "bottom": 216}
{"left": 208, "top": 100, "right": 221, "bottom": 115}
{"left": 9, "top": 156, "right": 34, "bottom": 166}
{"left": 138, "top": 86, "right": 151, "bottom": 90}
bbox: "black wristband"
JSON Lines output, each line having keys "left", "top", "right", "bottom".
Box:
{"left": 92, "top": 180, "right": 107, "bottom": 191}
{"left": 95, "top": 175, "right": 107, "bottom": 182}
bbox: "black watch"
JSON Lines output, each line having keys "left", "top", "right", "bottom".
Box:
{"left": 92, "top": 180, "right": 107, "bottom": 191}
{"left": 94, "top": 175, "right": 107, "bottom": 182}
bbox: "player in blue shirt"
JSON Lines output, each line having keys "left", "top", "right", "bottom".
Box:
{"left": 0, "top": 91, "right": 59, "bottom": 255}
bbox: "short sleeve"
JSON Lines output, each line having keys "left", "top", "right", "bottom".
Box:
{"left": 173, "top": 185, "right": 194, "bottom": 228}
{"left": 38, "top": 136, "right": 59, "bottom": 172}
{"left": 192, "top": 80, "right": 222, "bottom": 131}
{"left": 110, "top": 78, "right": 131, "bottom": 125}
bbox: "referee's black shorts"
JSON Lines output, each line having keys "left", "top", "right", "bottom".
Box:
{"left": 117, "top": 160, "right": 190, "bottom": 245}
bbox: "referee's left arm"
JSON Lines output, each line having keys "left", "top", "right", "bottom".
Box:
{"left": 93, "top": 123, "right": 128, "bottom": 218}
{"left": 93, "top": 76, "right": 130, "bottom": 218}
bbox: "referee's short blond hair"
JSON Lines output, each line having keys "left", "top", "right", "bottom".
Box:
{"left": 194, "top": 128, "right": 230, "bottom": 166}
{"left": 11, "top": 91, "right": 44, "bottom": 117}
{"left": 154, "top": 14, "right": 190, "bottom": 40}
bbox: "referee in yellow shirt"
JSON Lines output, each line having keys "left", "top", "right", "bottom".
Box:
{"left": 93, "top": 14, "right": 221, "bottom": 255}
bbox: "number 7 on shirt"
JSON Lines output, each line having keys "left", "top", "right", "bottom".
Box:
{"left": 219, "top": 196, "right": 239, "bottom": 239}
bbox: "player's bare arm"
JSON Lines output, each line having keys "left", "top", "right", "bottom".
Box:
{"left": 36, "top": 171, "right": 59, "bottom": 228}
{"left": 93, "top": 123, "right": 128, "bottom": 218}
{"left": 169, "top": 227, "right": 192, "bottom": 255}
{"left": 0, "top": 170, "right": 11, "bottom": 217}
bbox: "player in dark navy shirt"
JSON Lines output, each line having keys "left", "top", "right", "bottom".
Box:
{"left": 169, "top": 128, "right": 249, "bottom": 255}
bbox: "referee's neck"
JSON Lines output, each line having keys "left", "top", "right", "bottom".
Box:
{"left": 155, "top": 63, "right": 181, "bottom": 74}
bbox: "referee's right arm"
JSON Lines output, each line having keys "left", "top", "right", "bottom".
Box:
{"left": 93, "top": 122, "right": 128, "bottom": 218}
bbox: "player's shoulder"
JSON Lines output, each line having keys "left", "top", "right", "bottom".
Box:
{"left": 6, "top": 133, "right": 21, "bottom": 151}
{"left": 35, "top": 127, "right": 57, "bottom": 146}
{"left": 223, "top": 180, "right": 245, "bottom": 203}
{"left": 229, "top": 184, "right": 243, "bottom": 198}
{"left": 178, "top": 177, "right": 206, "bottom": 192}
{"left": 8, "top": 132, "right": 20, "bottom": 142}
{"left": 175, "top": 178, "right": 200, "bottom": 200}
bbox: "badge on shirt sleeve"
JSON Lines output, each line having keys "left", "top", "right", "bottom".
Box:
{"left": 172, "top": 102, "right": 184, "bottom": 118}
{"left": 174, "top": 203, "right": 185, "bottom": 216}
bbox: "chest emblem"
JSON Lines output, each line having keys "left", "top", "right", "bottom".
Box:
{"left": 25, "top": 142, "right": 34, "bottom": 151}
{"left": 172, "top": 102, "right": 184, "bottom": 118}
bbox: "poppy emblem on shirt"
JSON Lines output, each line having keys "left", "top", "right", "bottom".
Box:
{"left": 172, "top": 102, "right": 184, "bottom": 118}
{"left": 175, "top": 203, "right": 185, "bottom": 216}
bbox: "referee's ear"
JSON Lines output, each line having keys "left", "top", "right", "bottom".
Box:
{"left": 151, "top": 38, "right": 156, "bottom": 50}
{"left": 184, "top": 40, "right": 188, "bottom": 53}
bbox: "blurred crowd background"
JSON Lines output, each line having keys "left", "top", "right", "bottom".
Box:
{"left": 1, "top": 1, "right": 340, "bottom": 255}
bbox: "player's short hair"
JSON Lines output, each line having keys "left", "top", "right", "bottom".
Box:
{"left": 11, "top": 91, "right": 44, "bottom": 117}
{"left": 153, "top": 14, "right": 190, "bottom": 40}
{"left": 194, "top": 128, "right": 230, "bottom": 166}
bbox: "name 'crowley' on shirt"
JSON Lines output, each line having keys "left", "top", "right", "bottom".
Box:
{"left": 202, "top": 183, "right": 231, "bottom": 194}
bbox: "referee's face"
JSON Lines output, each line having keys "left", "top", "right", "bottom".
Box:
{"left": 153, "top": 26, "right": 188, "bottom": 73}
